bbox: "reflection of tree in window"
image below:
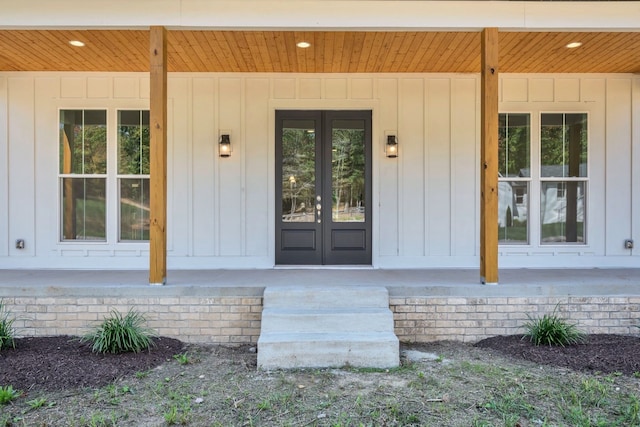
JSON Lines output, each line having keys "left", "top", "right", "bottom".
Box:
{"left": 118, "top": 111, "right": 150, "bottom": 241}
{"left": 540, "top": 113, "right": 587, "bottom": 243}
{"left": 498, "top": 113, "right": 530, "bottom": 244}
{"left": 59, "top": 110, "right": 107, "bottom": 241}
{"left": 332, "top": 120, "right": 365, "bottom": 222}
{"left": 281, "top": 121, "right": 316, "bottom": 222}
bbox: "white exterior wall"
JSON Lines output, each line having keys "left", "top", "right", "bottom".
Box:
{"left": 0, "top": 72, "right": 638, "bottom": 269}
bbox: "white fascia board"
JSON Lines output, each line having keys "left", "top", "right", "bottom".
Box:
{"left": 522, "top": 2, "right": 640, "bottom": 31}
{"left": 0, "top": 0, "right": 638, "bottom": 31}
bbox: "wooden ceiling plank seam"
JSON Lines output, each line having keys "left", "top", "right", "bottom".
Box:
{"left": 335, "top": 32, "right": 355, "bottom": 73}
{"left": 379, "top": 32, "right": 406, "bottom": 73}
{"left": 382, "top": 31, "right": 414, "bottom": 73}
{"left": 170, "top": 31, "right": 194, "bottom": 72}
{"left": 185, "top": 31, "right": 212, "bottom": 72}
{"left": 302, "top": 30, "right": 316, "bottom": 73}
{"left": 242, "top": 31, "right": 265, "bottom": 73}
{"left": 313, "top": 32, "right": 325, "bottom": 74}
{"left": 331, "top": 31, "right": 346, "bottom": 73}
{"left": 214, "top": 31, "right": 242, "bottom": 72}
{"left": 355, "top": 32, "right": 375, "bottom": 73}
{"left": 197, "top": 31, "right": 232, "bottom": 72}
{"left": 454, "top": 32, "right": 481, "bottom": 73}
{"left": 391, "top": 32, "right": 413, "bottom": 72}
{"left": 451, "top": 32, "right": 480, "bottom": 73}
{"left": 274, "top": 31, "right": 290, "bottom": 73}
{"left": 363, "top": 31, "right": 387, "bottom": 73}
{"left": 348, "top": 31, "right": 367, "bottom": 73}
{"left": 415, "top": 32, "right": 455, "bottom": 72}
{"left": 577, "top": 32, "right": 639, "bottom": 73}
{"left": 180, "top": 31, "right": 211, "bottom": 72}
{"left": 284, "top": 32, "right": 299, "bottom": 74}
{"left": 168, "top": 31, "right": 194, "bottom": 72}
{"left": 322, "top": 31, "right": 335, "bottom": 73}
{"left": 397, "top": 31, "right": 425, "bottom": 72}
{"left": 111, "top": 30, "right": 150, "bottom": 72}
{"left": 0, "top": 31, "right": 50, "bottom": 71}
{"left": 406, "top": 32, "right": 440, "bottom": 73}
{"left": 232, "top": 31, "right": 257, "bottom": 73}
{"left": 254, "top": 31, "right": 276, "bottom": 73}
{"left": 431, "top": 32, "right": 469, "bottom": 73}
{"left": 504, "top": 32, "right": 552, "bottom": 73}
{"left": 365, "top": 32, "right": 398, "bottom": 73}
{"left": 292, "top": 31, "right": 307, "bottom": 73}
{"left": 91, "top": 30, "right": 136, "bottom": 71}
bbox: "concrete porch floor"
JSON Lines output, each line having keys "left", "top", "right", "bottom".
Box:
{"left": 1, "top": 268, "right": 639, "bottom": 299}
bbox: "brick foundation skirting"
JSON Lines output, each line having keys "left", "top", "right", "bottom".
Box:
{"left": 3, "top": 295, "right": 639, "bottom": 344}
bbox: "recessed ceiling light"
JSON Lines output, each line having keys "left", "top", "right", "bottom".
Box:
{"left": 69, "top": 40, "right": 85, "bottom": 47}
{"left": 565, "top": 42, "right": 582, "bottom": 49}
{"left": 296, "top": 41, "right": 311, "bottom": 48}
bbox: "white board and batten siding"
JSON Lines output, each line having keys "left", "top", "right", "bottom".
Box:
{"left": 0, "top": 72, "right": 638, "bottom": 269}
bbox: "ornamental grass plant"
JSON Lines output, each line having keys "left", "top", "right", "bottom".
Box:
{"left": 81, "top": 308, "right": 156, "bottom": 354}
{"left": 0, "top": 300, "right": 16, "bottom": 350}
{"left": 522, "top": 305, "right": 586, "bottom": 347}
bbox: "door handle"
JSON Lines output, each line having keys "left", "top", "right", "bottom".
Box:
{"left": 316, "top": 196, "right": 322, "bottom": 223}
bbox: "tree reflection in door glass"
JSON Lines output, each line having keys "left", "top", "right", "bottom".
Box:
{"left": 281, "top": 120, "right": 316, "bottom": 222}
{"left": 332, "top": 120, "right": 365, "bottom": 222}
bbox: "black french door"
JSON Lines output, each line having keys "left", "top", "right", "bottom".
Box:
{"left": 275, "top": 110, "right": 372, "bottom": 265}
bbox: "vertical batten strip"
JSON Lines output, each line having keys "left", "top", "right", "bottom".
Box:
{"left": 480, "top": 28, "right": 499, "bottom": 285}
{"left": 149, "top": 26, "right": 167, "bottom": 285}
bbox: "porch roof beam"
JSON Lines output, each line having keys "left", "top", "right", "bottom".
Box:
{"left": 1, "top": 1, "right": 639, "bottom": 31}
{"left": 149, "top": 26, "right": 167, "bottom": 286}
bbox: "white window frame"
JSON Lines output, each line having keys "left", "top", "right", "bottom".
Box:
{"left": 538, "top": 111, "right": 589, "bottom": 246}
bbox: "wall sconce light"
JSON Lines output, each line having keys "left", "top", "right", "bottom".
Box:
{"left": 385, "top": 135, "right": 398, "bottom": 158}
{"left": 219, "top": 134, "right": 231, "bottom": 157}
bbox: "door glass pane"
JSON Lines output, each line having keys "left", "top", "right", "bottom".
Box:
{"left": 540, "top": 181, "right": 585, "bottom": 243}
{"left": 120, "top": 178, "right": 150, "bottom": 241}
{"left": 281, "top": 120, "right": 316, "bottom": 222}
{"left": 332, "top": 119, "right": 365, "bottom": 222}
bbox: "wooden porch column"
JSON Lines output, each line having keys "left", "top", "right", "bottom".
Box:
{"left": 149, "top": 26, "right": 167, "bottom": 285}
{"left": 480, "top": 28, "right": 499, "bottom": 285}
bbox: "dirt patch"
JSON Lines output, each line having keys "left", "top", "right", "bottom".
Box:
{"left": 2, "top": 335, "right": 640, "bottom": 426}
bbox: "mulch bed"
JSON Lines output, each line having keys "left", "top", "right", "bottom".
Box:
{"left": 3, "top": 334, "right": 640, "bottom": 394}
{"left": 0, "top": 336, "right": 183, "bottom": 392}
{"left": 475, "top": 334, "right": 640, "bottom": 376}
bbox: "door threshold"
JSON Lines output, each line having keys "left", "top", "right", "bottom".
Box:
{"left": 274, "top": 265, "right": 374, "bottom": 270}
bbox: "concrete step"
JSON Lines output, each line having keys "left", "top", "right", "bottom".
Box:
{"left": 258, "top": 286, "right": 399, "bottom": 369}
{"left": 260, "top": 307, "right": 394, "bottom": 334}
{"left": 262, "top": 286, "right": 390, "bottom": 309}
{"left": 258, "top": 332, "right": 400, "bottom": 370}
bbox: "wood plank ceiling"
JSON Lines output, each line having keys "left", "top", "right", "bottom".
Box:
{"left": 0, "top": 29, "right": 639, "bottom": 73}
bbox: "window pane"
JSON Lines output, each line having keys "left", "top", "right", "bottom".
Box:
{"left": 499, "top": 181, "right": 528, "bottom": 243}
{"left": 541, "top": 113, "right": 587, "bottom": 178}
{"left": 540, "top": 181, "right": 585, "bottom": 243}
{"left": 332, "top": 119, "right": 365, "bottom": 223}
{"left": 61, "top": 178, "right": 106, "bottom": 241}
{"left": 281, "top": 120, "right": 316, "bottom": 222}
{"left": 120, "top": 178, "right": 150, "bottom": 241}
{"left": 498, "top": 113, "right": 530, "bottom": 177}
{"left": 118, "top": 110, "right": 150, "bottom": 175}
{"left": 59, "top": 110, "right": 107, "bottom": 175}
